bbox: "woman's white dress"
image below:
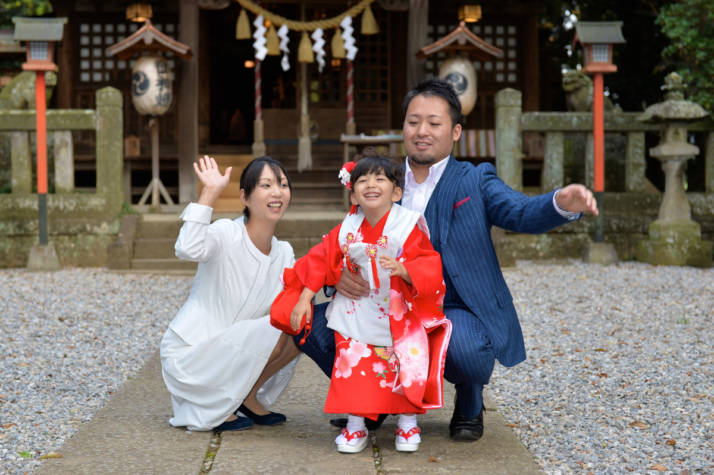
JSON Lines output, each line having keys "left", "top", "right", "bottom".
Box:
{"left": 160, "top": 203, "right": 298, "bottom": 431}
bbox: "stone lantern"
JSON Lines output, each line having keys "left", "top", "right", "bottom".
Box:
{"left": 636, "top": 72, "right": 712, "bottom": 267}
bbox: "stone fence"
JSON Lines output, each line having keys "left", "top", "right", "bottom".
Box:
{"left": 492, "top": 88, "right": 714, "bottom": 263}
{"left": 0, "top": 87, "right": 123, "bottom": 267}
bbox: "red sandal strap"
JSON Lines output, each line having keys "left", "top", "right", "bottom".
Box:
{"left": 395, "top": 426, "right": 421, "bottom": 440}
{"left": 340, "top": 427, "right": 367, "bottom": 441}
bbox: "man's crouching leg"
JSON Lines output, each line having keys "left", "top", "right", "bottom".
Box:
{"left": 292, "top": 301, "right": 335, "bottom": 378}
{"left": 443, "top": 307, "right": 496, "bottom": 441}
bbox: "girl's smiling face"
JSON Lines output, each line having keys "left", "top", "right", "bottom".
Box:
{"left": 350, "top": 171, "right": 402, "bottom": 222}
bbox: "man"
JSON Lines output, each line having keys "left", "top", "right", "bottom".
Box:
{"left": 295, "top": 78, "right": 598, "bottom": 441}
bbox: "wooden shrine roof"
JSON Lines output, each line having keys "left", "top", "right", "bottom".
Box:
{"left": 106, "top": 20, "right": 192, "bottom": 60}
{"left": 416, "top": 21, "right": 503, "bottom": 61}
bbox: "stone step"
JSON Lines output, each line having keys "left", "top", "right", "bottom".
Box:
{"left": 131, "top": 258, "right": 197, "bottom": 272}
{"left": 133, "top": 238, "right": 176, "bottom": 259}
{"left": 137, "top": 219, "right": 182, "bottom": 239}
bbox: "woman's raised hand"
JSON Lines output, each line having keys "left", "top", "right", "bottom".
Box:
{"left": 194, "top": 155, "right": 232, "bottom": 190}
{"left": 195, "top": 155, "right": 232, "bottom": 207}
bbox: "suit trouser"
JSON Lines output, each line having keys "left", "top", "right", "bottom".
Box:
{"left": 294, "top": 302, "right": 495, "bottom": 420}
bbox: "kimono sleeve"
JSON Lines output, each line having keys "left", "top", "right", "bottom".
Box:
{"left": 400, "top": 226, "right": 446, "bottom": 303}
{"left": 294, "top": 224, "right": 344, "bottom": 293}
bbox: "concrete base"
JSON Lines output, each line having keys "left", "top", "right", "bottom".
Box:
{"left": 26, "top": 243, "right": 61, "bottom": 271}
{"left": 583, "top": 241, "right": 619, "bottom": 265}
{"left": 637, "top": 219, "right": 713, "bottom": 268}
{"left": 637, "top": 238, "right": 712, "bottom": 267}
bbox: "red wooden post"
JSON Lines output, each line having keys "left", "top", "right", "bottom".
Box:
{"left": 592, "top": 72, "right": 604, "bottom": 193}
{"left": 35, "top": 70, "right": 49, "bottom": 245}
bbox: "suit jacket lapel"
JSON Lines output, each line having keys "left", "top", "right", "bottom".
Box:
{"left": 424, "top": 156, "right": 460, "bottom": 251}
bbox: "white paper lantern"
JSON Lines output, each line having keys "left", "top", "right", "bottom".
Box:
{"left": 439, "top": 57, "right": 477, "bottom": 116}
{"left": 131, "top": 55, "right": 173, "bottom": 116}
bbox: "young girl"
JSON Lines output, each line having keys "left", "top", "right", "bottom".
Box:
{"left": 272, "top": 156, "right": 451, "bottom": 453}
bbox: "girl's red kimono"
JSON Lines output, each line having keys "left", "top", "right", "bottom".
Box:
{"left": 272, "top": 204, "right": 451, "bottom": 420}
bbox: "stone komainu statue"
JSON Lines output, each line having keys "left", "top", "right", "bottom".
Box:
{"left": 562, "top": 69, "right": 617, "bottom": 112}
{"left": 0, "top": 71, "right": 57, "bottom": 109}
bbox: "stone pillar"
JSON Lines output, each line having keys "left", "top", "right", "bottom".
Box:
{"left": 95, "top": 87, "right": 123, "bottom": 211}
{"left": 706, "top": 131, "right": 714, "bottom": 193}
{"left": 542, "top": 132, "right": 564, "bottom": 191}
{"left": 585, "top": 134, "right": 594, "bottom": 190}
{"left": 178, "top": 0, "right": 199, "bottom": 203}
{"left": 11, "top": 132, "right": 32, "bottom": 193}
{"left": 625, "top": 131, "right": 647, "bottom": 192}
{"left": 407, "top": 0, "right": 428, "bottom": 89}
{"left": 495, "top": 88, "right": 522, "bottom": 191}
{"left": 53, "top": 131, "right": 73, "bottom": 193}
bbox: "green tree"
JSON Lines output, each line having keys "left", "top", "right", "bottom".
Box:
{"left": 0, "top": 0, "right": 53, "bottom": 27}
{"left": 656, "top": 0, "right": 714, "bottom": 112}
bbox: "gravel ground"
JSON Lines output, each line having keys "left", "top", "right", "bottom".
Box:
{"left": 0, "top": 268, "right": 192, "bottom": 474}
{"left": 492, "top": 260, "right": 713, "bottom": 474}
{"left": 0, "top": 262, "right": 711, "bottom": 474}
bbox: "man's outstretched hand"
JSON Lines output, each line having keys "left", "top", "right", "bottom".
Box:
{"left": 556, "top": 184, "right": 599, "bottom": 216}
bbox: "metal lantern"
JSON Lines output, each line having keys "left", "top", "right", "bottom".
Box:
{"left": 439, "top": 57, "right": 477, "bottom": 116}
{"left": 131, "top": 55, "right": 172, "bottom": 116}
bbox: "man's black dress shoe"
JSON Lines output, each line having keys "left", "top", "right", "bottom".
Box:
{"left": 237, "top": 403, "right": 286, "bottom": 426}
{"left": 329, "top": 413, "right": 388, "bottom": 431}
{"left": 213, "top": 416, "right": 253, "bottom": 432}
{"left": 449, "top": 405, "right": 484, "bottom": 441}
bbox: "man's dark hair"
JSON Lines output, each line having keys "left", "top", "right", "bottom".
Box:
{"left": 401, "top": 78, "right": 463, "bottom": 127}
{"left": 239, "top": 156, "right": 291, "bottom": 219}
{"left": 351, "top": 155, "right": 404, "bottom": 190}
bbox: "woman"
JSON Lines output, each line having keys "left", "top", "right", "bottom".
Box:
{"left": 160, "top": 155, "right": 301, "bottom": 432}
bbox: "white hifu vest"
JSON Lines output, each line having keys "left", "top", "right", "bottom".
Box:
{"left": 326, "top": 204, "right": 429, "bottom": 346}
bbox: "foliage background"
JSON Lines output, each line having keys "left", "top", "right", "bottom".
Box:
{"left": 0, "top": 0, "right": 53, "bottom": 27}
{"left": 656, "top": 0, "right": 714, "bottom": 112}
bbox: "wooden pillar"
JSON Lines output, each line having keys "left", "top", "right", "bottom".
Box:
{"left": 407, "top": 0, "right": 428, "bottom": 90}
{"left": 54, "top": 0, "right": 75, "bottom": 109}
{"left": 522, "top": 15, "right": 539, "bottom": 112}
{"left": 178, "top": 0, "right": 199, "bottom": 204}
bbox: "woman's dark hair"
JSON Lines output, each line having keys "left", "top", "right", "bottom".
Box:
{"left": 401, "top": 78, "right": 463, "bottom": 127}
{"left": 350, "top": 155, "right": 404, "bottom": 190}
{"left": 239, "top": 156, "right": 291, "bottom": 219}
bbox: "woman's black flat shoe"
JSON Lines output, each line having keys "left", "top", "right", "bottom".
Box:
{"left": 213, "top": 416, "right": 253, "bottom": 433}
{"left": 237, "top": 403, "right": 286, "bottom": 426}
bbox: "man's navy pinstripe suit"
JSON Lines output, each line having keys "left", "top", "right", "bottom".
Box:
{"left": 296, "top": 157, "right": 574, "bottom": 419}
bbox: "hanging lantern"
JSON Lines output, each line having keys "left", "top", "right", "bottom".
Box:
{"left": 361, "top": 5, "right": 379, "bottom": 35}
{"left": 126, "top": 3, "right": 152, "bottom": 23}
{"left": 298, "top": 32, "right": 314, "bottom": 63}
{"left": 236, "top": 8, "right": 251, "bottom": 39}
{"left": 266, "top": 25, "right": 280, "bottom": 55}
{"left": 438, "top": 57, "right": 477, "bottom": 116}
{"left": 331, "top": 28, "right": 345, "bottom": 59}
{"left": 132, "top": 55, "right": 173, "bottom": 116}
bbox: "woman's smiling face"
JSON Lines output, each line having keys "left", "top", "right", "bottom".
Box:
{"left": 241, "top": 165, "right": 291, "bottom": 222}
